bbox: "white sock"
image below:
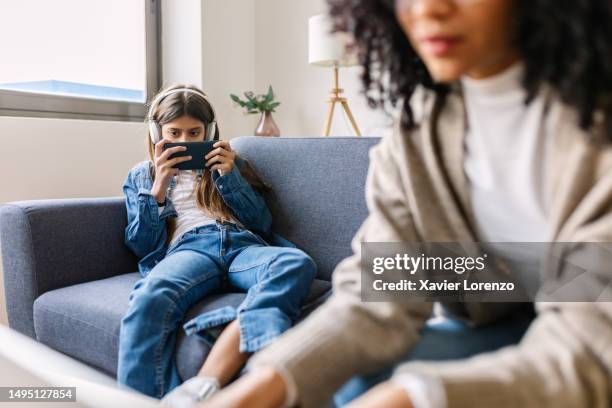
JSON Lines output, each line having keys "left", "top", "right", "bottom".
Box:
{"left": 160, "top": 376, "right": 220, "bottom": 408}
{"left": 194, "top": 376, "right": 220, "bottom": 401}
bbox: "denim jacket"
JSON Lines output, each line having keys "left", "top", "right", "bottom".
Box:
{"left": 123, "top": 156, "right": 296, "bottom": 277}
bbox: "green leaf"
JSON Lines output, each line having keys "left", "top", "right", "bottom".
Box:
{"left": 245, "top": 92, "right": 256, "bottom": 103}
{"left": 230, "top": 87, "right": 280, "bottom": 114}
{"left": 263, "top": 85, "right": 272, "bottom": 103}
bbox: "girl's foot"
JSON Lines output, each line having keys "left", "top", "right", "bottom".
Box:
{"left": 161, "top": 376, "right": 220, "bottom": 408}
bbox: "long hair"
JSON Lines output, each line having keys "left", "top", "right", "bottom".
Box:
{"left": 328, "top": 0, "right": 612, "bottom": 140}
{"left": 145, "top": 83, "right": 271, "bottom": 244}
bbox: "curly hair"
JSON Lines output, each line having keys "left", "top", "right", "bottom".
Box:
{"left": 328, "top": 0, "right": 612, "bottom": 140}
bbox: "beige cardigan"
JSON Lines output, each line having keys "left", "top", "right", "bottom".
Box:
{"left": 248, "top": 84, "right": 612, "bottom": 408}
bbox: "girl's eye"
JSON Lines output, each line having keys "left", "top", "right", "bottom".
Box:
{"left": 191, "top": 131, "right": 201, "bottom": 136}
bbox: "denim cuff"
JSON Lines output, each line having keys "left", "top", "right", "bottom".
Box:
{"left": 214, "top": 165, "right": 247, "bottom": 194}
{"left": 182, "top": 305, "right": 292, "bottom": 353}
{"left": 159, "top": 198, "right": 176, "bottom": 219}
{"left": 137, "top": 187, "right": 175, "bottom": 221}
{"left": 137, "top": 188, "right": 160, "bottom": 227}
{"left": 237, "top": 307, "right": 292, "bottom": 353}
{"left": 183, "top": 306, "right": 237, "bottom": 347}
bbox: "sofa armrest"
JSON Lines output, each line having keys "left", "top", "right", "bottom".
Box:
{"left": 0, "top": 197, "right": 137, "bottom": 338}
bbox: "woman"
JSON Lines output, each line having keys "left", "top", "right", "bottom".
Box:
{"left": 116, "top": 84, "right": 316, "bottom": 404}
{"left": 201, "top": 0, "right": 612, "bottom": 407}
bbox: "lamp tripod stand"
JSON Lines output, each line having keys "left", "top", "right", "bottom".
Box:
{"left": 322, "top": 66, "right": 362, "bottom": 137}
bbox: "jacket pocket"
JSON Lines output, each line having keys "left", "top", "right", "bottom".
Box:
{"left": 242, "top": 228, "right": 270, "bottom": 246}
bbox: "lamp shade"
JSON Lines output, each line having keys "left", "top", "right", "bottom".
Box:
{"left": 308, "top": 14, "right": 358, "bottom": 67}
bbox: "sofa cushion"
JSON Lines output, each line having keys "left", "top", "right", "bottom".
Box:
{"left": 231, "top": 137, "right": 377, "bottom": 280}
{"left": 33, "top": 272, "right": 331, "bottom": 379}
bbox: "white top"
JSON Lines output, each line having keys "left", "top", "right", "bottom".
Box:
{"left": 462, "top": 62, "right": 554, "bottom": 244}
{"left": 159, "top": 170, "right": 241, "bottom": 248}
{"left": 168, "top": 170, "right": 215, "bottom": 247}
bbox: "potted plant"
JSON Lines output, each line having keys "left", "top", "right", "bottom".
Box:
{"left": 230, "top": 85, "right": 281, "bottom": 137}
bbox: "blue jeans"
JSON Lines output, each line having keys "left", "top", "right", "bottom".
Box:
{"left": 117, "top": 220, "right": 316, "bottom": 399}
{"left": 333, "top": 307, "right": 534, "bottom": 407}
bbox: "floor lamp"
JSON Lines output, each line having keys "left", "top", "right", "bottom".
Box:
{"left": 309, "top": 14, "right": 362, "bottom": 137}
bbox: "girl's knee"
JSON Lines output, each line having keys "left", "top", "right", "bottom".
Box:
{"left": 126, "top": 278, "right": 178, "bottom": 315}
{"left": 278, "top": 248, "right": 317, "bottom": 281}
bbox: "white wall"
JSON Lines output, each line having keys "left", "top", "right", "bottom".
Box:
{"left": 162, "top": 0, "right": 260, "bottom": 139}
{"left": 200, "top": 0, "right": 259, "bottom": 138}
{"left": 161, "top": 0, "right": 204, "bottom": 87}
{"left": 253, "top": 0, "right": 392, "bottom": 137}
{"left": 0, "top": 117, "right": 148, "bottom": 203}
{"left": 199, "top": 0, "right": 392, "bottom": 138}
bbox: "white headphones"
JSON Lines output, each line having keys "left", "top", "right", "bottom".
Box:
{"left": 146, "top": 87, "right": 218, "bottom": 145}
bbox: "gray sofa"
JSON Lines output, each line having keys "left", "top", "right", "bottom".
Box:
{"left": 0, "top": 136, "right": 379, "bottom": 381}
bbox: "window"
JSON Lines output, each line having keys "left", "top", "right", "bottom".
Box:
{"left": 0, "top": 0, "right": 160, "bottom": 122}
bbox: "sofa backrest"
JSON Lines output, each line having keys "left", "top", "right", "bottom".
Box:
{"left": 232, "top": 136, "right": 380, "bottom": 281}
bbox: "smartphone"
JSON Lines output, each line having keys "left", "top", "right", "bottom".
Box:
{"left": 163, "top": 141, "right": 216, "bottom": 170}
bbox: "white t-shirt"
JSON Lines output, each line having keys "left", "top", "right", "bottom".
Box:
{"left": 159, "top": 170, "right": 242, "bottom": 248}
{"left": 462, "top": 61, "right": 554, "bottom": 246}
{"left": 463, "top": 62, "right": 559, "bottom": 272}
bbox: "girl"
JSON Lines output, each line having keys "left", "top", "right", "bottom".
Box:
{"left": 202, "top": 0, "right": 612, "bottom": 407}
{"left": 117, "top": 84, "right": 316, "bottom": 405}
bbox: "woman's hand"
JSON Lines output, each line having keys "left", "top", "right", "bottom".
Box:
{"left": 345, "top": 381, "right": 414, "bottom": 408}
{"left": 150, "top": 139, "right": 192, "bottom": 203}
{"left": 205, "top": 140, "right": 236, "bottom": 177}
{"left": 199, "top": 367, "right": 287, "bottom": 408}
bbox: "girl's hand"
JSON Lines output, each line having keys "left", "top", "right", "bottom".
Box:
{"left": 151, "top": 139, "right": 192, "bottom": 203}
{"left": 205, "top": 140, "right": 236, "bottom": 177}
